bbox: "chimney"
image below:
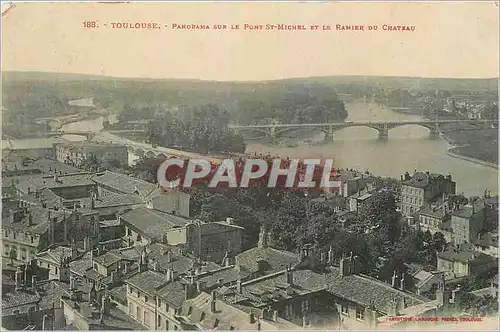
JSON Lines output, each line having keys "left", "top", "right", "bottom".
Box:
{"left": 123, "top": 262, "right": 129, "bottom": 275}
{"left": 237, "top": 277, "right": 242, "bottom": 294}
{"left": 320, "top": 252, "right": 326, "bottom": 264}
{"left": 28, "top": 212, "right": 33, "bottom": 226}
{"left": 84, "top": 236, "right": 89, "bottom": 251}
{"left": 15, "top": 266, "right": 22, "bottom": 290}
{"left": 249, "top": 312, "right": 256, "bottom": 324}
{"left": 285, "top": 265, "right": 293, "bottom": 285}
{"left": 210, "top": 290, "right": 217, "bottom": 313}
{"left": 399, "top": 273, "right": 405, "bottom": 291}
{"left": 196, "top": 280, "right": 206, "bottom": 292}
{"left": 340, "top": 256, "right": 351, "bottom": 277}
{"left": 90, "top": 249, "right": 94, "bottom": 266}
{"left": 152, "top": 260, "right": 159, "bottom": 272}
{"left": 272, "top": 310, "right": 278, "bottom": 322}
{"left": 328, "top": 246, "right": 334, "bottom": 265}
{"left": 101, "top": 293, "right": 110, "bottom": 315}
{"left": 257, "top": 224, "right": 268, "bottom": 248}
{"left": 110, "top": 271, "right": 117, "bottom": 284}
{"left": 391, "top": 271, "right": 397, "bottom": 288}
{"left": 167, "top": 251, "right": 173, "bottom": 263}
{"left": 217, "top": 278, "right": 224, "bottom": 286}
{"left": 166, "top": 266, "right": 174, "bottom": 282}
{"left": 31, "top": 275, "right": 37, "bottom": 293}
{"left": 226, "top": 217, "right": 233, "bottom": 225}
{"left": 69, "top": 275, "right": 76, "bottom": 292}
{"left": 352, "top": 255, "right": 361, "bottom": 274}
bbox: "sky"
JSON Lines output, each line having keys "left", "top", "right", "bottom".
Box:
{"left": 1, "top": 1, "right": 499, "bottom": 81}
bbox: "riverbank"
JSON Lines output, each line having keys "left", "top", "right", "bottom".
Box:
{"left": 390, "top": 107, "right": 498, "bottom": 165}
{"left": 446, "top": 148, "right": 498, "bottom": 169}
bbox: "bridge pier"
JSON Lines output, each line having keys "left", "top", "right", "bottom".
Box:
{"left": 325, "top": 125, "right": 335, "bottom": 141}
{"left": 378, "top": 123, "right": 388, "bottom": 140}
{"left": 429, "top": 122, "right": 440, "bottom": 139}
{"left": 267, "top": 126, "right": 276, "bottom": 139}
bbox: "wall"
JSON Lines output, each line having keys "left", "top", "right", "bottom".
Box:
{"left": 61, "top": 299, "right": 91, "bottom": 330}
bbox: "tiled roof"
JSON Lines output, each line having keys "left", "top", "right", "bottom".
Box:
{"left": 179, "top": 292, "right": 300, "bottom": 330}
{"left": 473, "top": 232, "right": 499, "bottom": 247}
{"left": 94, "top": 192, "right": 144, "bottom": 208}
{"left": 451, "top": 204, "right": 484, "bottom": 219}
{"left": 2, "top": 290, "right": 40, "bottom": 309}
{"left": 196, "top": 266, "right": 251, "bottom": 289}
{"left": 32, "top": 158, "right": 81, "bottom": 175}
{"left": 402, "top": 172, "right": 446, "bottom": 189}
{"left": 438, "top": 248, "right": 496, "bottom": 264}
{"left": 156, "top": 281, "right": 186, "bottom": 308}
{"left": 2, "top": 203, "right": 66, "bottom": 234}
{"left": 325, "top": 267, "right": 428, "bottom": 314}
{"left": 37, "top": 280, "right": 71, "bottom": 310}
{"left": 124, "top": 270, "right": 170, "bottom": 295}
{"left": 37, "top": 246, "right": 73, "bottom": 265}
{"left": 69, "top": 252, "right": 93, "bottom": 277}
{"left": 91, "top": 171, "right": 157, "bottom": 196}
{"left": 119, "top": 207, "right": 190, "bottom": 241}
{"left": 419, "top": 205, "right": 449, "bottom": 220}
{"left": 235, "top": 247, "right": 300, "bottom": 274}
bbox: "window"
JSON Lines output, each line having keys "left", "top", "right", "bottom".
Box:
{"left": 145, "top": 296, "right": 148, "bottom": 303}
{"left": 188, "top": 307, "right": 193, "bottom": 315}
{"left": 136, "top": 306, "right": 141, "bottom": 320}
{"left": 301, "top": 300, "right": 310, "bottom": 313}
{"left": 165, "top": 303, "right": 169, "bottom": 311}
{"left": 174, "top": 326, "right": 178, "bottom": 330}
{"left": 13, "top": 310, "right": 20, "bottom": 315}
{"left": 356, "top": 308, "right": 364, "bottom": 321}
{"left": 144, "top": 311, "right": 150, "bottom": 327}
{"left": 158, "top": 315, "right": 162, "bottom": 327}
{"left": 341, "top": 303, "right": 349, "bottom": 315}
{"left": 13, "top": 232, "right": 16, "bottom": 240}
{"left": 55, "top": 267, "right": 58, "bottom": 274}
{"left": 201, "top": 312, "right": 206, "bottom": 321}
{"left": 158, "top": 299, "right": 162, "bottom": 307}
{"left": 214, "top": 319, "right": 220, "bottom": 328}
{"left": 138, "top": 291, "right": 141, "bottom": 298}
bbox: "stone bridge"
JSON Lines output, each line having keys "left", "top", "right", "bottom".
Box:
{"left": 44, "top": 131, "right": 96, "bottom": 140}
{"left": 229, "top": 119, "right": 498, "bottom": 140}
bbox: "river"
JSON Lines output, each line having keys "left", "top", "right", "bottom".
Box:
{"left": 15, "top": 101, "right": 498, "bottom": 196}
{"left": 244, "top": 101, "right": 498, "bottom": 196}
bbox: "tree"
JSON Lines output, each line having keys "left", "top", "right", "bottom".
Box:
{"left": 359, "top": 191, "right": 401, "bottom": 243}
{"left": 431, "top": 232, "right": 446, "bottom": 253}
{"left": 196, "top": 193, "right": 261, "bottom": 250}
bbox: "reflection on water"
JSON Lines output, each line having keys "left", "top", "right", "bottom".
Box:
{"left": 246, "top": 102, "right": 498, "bottom": 196}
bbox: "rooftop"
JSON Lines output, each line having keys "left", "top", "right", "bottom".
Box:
{"left": 2, "top": 290, "right": 40, "bottom": 309}
{"left": 402, "top": 172, "right": 450, "bottom": 189}
{"left": 325, "top": 267, "right": 428, "bottom": 314}
{"left": 124, "top": 270, "right": 170, "bottom": 295}
{"left": 178, "top": 292, "right": 300, "bottom": 330}
{"left": 235, "top": 246, "right": 300, "bottom": 274}
{"left": 119, "top": 207, "right": 191, "bottom": 241}
{"left": 438, "top": 246, "right": 496, "bottom": 264}
{"left": 91, "top": 171, "right": 157, "bottom": 196}
{"left": 56, "top": 141, "right": 126, "bottom": 155}
{"left": 1, "top": 201, "right": 65, "bottom": 234}
{"left": 419, "top": 205, "right": 449, "bottom": 220}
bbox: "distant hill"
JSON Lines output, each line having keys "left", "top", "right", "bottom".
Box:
{"left": 2, "top": 71, "right": 498, "bottom": 92}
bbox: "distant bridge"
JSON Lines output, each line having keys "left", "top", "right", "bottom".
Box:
{"left": 44, "top": 131, "right": 96, "bottom": 140}
{"left": 228, "top": 119, "right": 498, "bottom": 140}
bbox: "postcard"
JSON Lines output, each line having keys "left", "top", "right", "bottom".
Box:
{"left": 1, "top": 1, "right": 499, "bottom": 330}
